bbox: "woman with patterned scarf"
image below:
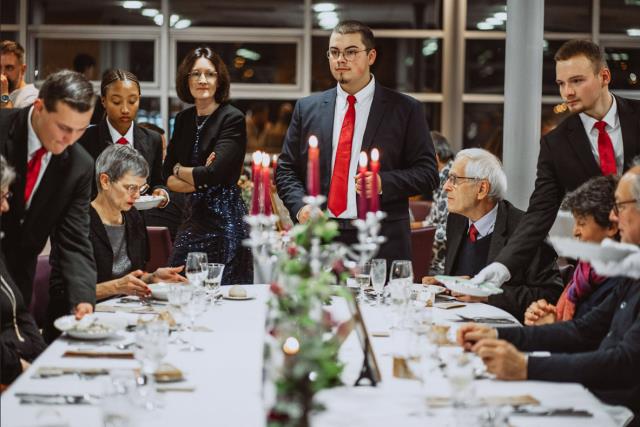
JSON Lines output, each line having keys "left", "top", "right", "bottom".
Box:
{"left": 524, "top": 175, "right": 619, "bottom": 325}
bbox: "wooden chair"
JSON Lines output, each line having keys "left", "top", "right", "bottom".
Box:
{"left": 29, "top": 254, "right": 51, "bottom": 329}
{"left": 411, "top": 226, "right": 436, "bottom": 281}
{"left": 146, "top": 226, "right": 173, "bottom": 272}
{"left": 409, "top": 200, "right": 432, "bottom": 222}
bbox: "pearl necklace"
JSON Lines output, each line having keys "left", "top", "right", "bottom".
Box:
{"left": 1, "top": 274, "right": 25, "bottom": 342}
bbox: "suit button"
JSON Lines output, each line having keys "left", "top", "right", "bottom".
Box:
{"left": 620, "top": 301, "right": 627, "bottom": 310}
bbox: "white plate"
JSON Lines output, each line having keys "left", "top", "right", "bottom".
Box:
{"left": 223, "top": 295, "right": 255, "bottom": 300}
{"left": 148, "top": 283, "right": 173, "bottom": 300}
{"left": 54, "top": 314, "right": 127, "bottom": 340}
{"left": 419, "top": 284, "right": 447, "bottom": 295}
{"left": 134, "top": 195, "right": 164, "bottom": 210}
{"left": 549, "top": 236, "right": 637, "bottom": 263}
{"left": 434, "top": 275, "right": 504, "bottom": 297}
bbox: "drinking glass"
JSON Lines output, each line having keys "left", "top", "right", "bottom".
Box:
{"left": 134, "top": 319, "right": 169, "bottom": 410}
{"left": 167, "top": 285, "right": 188, "bottom": 344}
{"left": 370, "top": 258, "right": 387, "bottom": 305}
{"left": 181, "top": 287, "right": 206, "bottom": 352}
{"left": 203, "top": 263, "right": 225, "bottom": 296}
{"left": 185, "top": 252, "right": 207, "bottom": 287}
{"left": 355, "top": 262, "right": 371, "bottom": 301}
{"left": 446, "top": 354, "right": 475, "bottom": 408}
{"left": 101, "top": 369, "right": 137, "bottom": 426}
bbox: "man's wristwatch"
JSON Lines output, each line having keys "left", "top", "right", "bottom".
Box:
{"left": 0, "top": 94, "right": 9, "bottom": 104}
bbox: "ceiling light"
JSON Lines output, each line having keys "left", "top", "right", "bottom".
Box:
{"left": 153, "top": 14, "right": 163, "bottom": 26}
{"left": 123, "top": 1, "right": 143, "bottom": 9}
{"left": 627, "top": 28, "right": 640, "bottom": 36}
{"left": 313, "top": 3, "right": 336, "bottom": 13}
{"left": 485, "top": 17, "right": 503, "bottom": 26}
{"left": 476, "top": 22, "right": 494, "bottom": 30}
{"left": 493, "top": 12, "right": 507, "bottom": 21}
{"left": 174, "top": 19, "right": 191, "bottom": 29}
{"left": 170, "top": 14, "right": 180, "bottom": 26}
{"left": 142, "top": 8, "right": 159, "bottom": 17}
{"left": 236, "top": 48, "right": 261, "bottom": 61}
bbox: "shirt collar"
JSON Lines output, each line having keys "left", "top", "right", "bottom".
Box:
{"left": 106, "top": 117, "right": 135, "bottom": 145}
{"left": 27, "top": 106, "right": 43, "bottom": 157}
{"left": 468, "top": 202, "right": 499, "bottom": 238}
{"left": 336, "top": 74, "right": 376, "bottom": 106}
{"left": 579, "top": 95, "right": 619, "bottom": 131}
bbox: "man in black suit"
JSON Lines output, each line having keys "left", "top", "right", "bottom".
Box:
{"left": 457, "top": 167, "right": 640, "bottom": 421}
{"left": 474, "top": 39, "right": 640, "bottom": 289}
{"left": 276, "top": 21, "right": 438, "bottom": 262}
{"left": 0, "top": 70, "right": 96, "bottom": 325}
{"left": 423, "top": 148, "right": 563, "bottom": 321}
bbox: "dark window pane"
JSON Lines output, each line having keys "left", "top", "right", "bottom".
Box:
{"left": 29, "top": 0, "right": 161, "bottom": 25}
{"left": 605, "top": 46, "right": 640, "bottom": 91}
{"left": 1, "top": 32, "right": 18, "bottom": 42}
{"left": 1, "top": 0, "right": 18, "bottom": 24}
{"left": 541, "top": 103, "right": 571, "bottom": 136}
{"left": 542, "top": 40, "right": 569, "bottom": 96}
{"left": 544, "top": 0, "right": 591, "bottom": 32}
{"left": 465, "top": 40, "right": 505, "bottom": 94}
{"left": 170, "top": 0, "right": 303, "bottom": 28}
{"left": 312, "top": 36, "right": 442, "bottom": 92}
{"left": 176, "top": 42, "right": 297, "bottom": 85}
{"left": 34, "top": 39, "right": 155, "bottom": 82}
{"left": 137, "top": 97, "right": 162, "bottom": 128}
{"left": 423, "top": 103, "right": 441, "bottom": 133}
{"left": 463, "top": 103, "right": 504, "bottom": 158}
{"left": 601, "top": 0, "right": 640, "bottom": 34}
{"left": 467, "top": 0, "right": 506, "bottom": 31}
{"left": 312, "top": 1, "right": 441, "bottom": 29}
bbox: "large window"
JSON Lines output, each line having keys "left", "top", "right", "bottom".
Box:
{"left": 29, "top": 0, "right": 162, "bottom": 25}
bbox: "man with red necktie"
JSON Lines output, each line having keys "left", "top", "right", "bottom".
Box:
{"left": 0, "top": 70, "right": 97, "bottom": 341}
{"left": 474, "top": 39, "right": 640, "bottom": 290}
{"left": 276, "top": 20, "right": 438, "bottom": 262}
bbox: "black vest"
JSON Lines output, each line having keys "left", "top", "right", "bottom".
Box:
{"left": 451, "top": 230, "right": 493, "bottom": 277}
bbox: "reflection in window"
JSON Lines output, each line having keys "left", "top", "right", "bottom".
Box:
{"left": 605, "top": 46, "right": 640, "bottom": 91}
{"left": 29, "top": 0, "right": 161, "bottom": 25}
{"left": 544, "top": 0, "right": 591, "bottom": 32}
{"left": 0, "top": 32, "right": 18, "bottom": 43}
{"left": 34, "top": 39, "right": 155, "bottom": 82}
{"left": 467, "top": 0, "right": 506, "bottom": 31}
{"left": 601, "top": 0, "right": 640, "bottom": 35}
{"left": 541, "top": 103, "right": 571, "bottom": 136}
{"left": 1, "top": 0, "right": 18, "bottom": 24}
{"left": 311, "top": 1, "right": 441, "bottom": 30}
{"left": 176, "top": 42, "right": 297, "bottom": 85}
{"left": 137, "top": 97, "right": 162, "bottom": 128}
{"left": 311, "top": 37, "right": 442, "bottom": 93}
{"left": 463, "top": 103, "right": 503, "bottom": 158}
{"left": 465, "top": 40, "right": 505, "bottom": 94}
{"left": 170, "top": 0, "right": 303, "bottom": 28}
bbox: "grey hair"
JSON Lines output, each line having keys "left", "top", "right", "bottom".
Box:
{"left": 95, "top": 145, "right": 149, "bottom": 191}
{"left": 1, "top": 154, "right": 16, "bottom": 189}
{"left": 454, "top": 148, "right": 507, "bottom": 201}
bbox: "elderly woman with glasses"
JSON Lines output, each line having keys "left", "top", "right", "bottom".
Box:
{"left": 89, "top": 145, "right": 186, "bottom": 300}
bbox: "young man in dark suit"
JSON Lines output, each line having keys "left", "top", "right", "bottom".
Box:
{"left": 0, "top": 70, "right": 97, "bottom": 332}
{"left": 423, "top": 148, "right": 563, "bottom": 321}
{"left": 276, "top": 21, "right": 438, "bottom": 262}
{"left": 474, "top": 39, "right": 640, "bottom": 289}
{"left": 457, "top": 167, "right": 640, "bottom": 422}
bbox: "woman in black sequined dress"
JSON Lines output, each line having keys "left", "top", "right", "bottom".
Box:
{"left": 163, "top": 47, "right": 252, "bottom": 285}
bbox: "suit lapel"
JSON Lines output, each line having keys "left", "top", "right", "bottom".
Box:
{"left": 487, "top": 201, "right": 508, "bottom": 263}
{"left": 444, "top": 213, "right": 465, "bottom": 275}
{"left": 616, "top": 95, "right": 640, "bottom": 170}
{"left": 361, "top": 83, "right": 387, "bottom": 153}
{"left": 319, "top": 89, "right": 336, "bottom": 194}
{"left": 132, "top": 124, "right": 149, "bottom": 158}
{"left": 566, "top": 115, "right": 601, "bottom": 176}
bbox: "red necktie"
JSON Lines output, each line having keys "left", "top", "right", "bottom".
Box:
{"left": 468, "top": 224, "right": 479, "bottom": 243}
{"left": 328, "top": 95, "right": 356, "bottom": 216}
{"left": 24, "top": 147, "right": 47, "bottom": 204}
{"left": 116, "top": 137, "right": 128, "bottom": 145}
{"left": 594, "top": 121, "right": 616, "bottom": 175}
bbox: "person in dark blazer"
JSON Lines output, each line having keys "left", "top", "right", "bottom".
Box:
{"left": 163, "top": 46, "right": 252, "bottom": 285}
{"left": 457, "top": 167, "right": 640, "bottom": 423}
{"left": 276, "top": 21, "right": 438, "bottom": 263}
{"left": 0, "top": 70, "right": 96, "bottom": 333}
{"left": 423, "top": 148, "right": 563, "bottom": 321}
{"left": 0, "top": 155, "right": 46, "bottom": 386}
{"left": 77, "top": 69, "right": 168, "bottom": 204}
{"left": 474, "top": 39, "right": 640, "bottom": 290}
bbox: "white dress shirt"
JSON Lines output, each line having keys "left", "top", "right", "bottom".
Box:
{"left": 106, "top": 118, "right": 134, "bottom": 147}
{"left": 578, "top": 96, "right": 624, "bottom": 175}
{"left": 468, "top": 202, "right": 499, "bottom": 240}
{"left": 328, "top": 75, "right": 376, "bottom": 219}
{"left": 25, "top": 106, "right": 53, "bottom": 209}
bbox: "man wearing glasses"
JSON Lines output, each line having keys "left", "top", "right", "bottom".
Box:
{"left": 422, "top": 148, "right": 562, "bottom": 321}
{"left": 0, "top": 70, "right": 97, "bottom": 341}
{"left": 276, "top": 20, "right": 438, "bottom": 263}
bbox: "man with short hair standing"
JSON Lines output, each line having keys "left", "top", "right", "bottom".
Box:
{"left": 0, "top": 40, "right": 39, "bottom": 109}
{"left": 276, "top": 21, "right": 438, "bottom": 262}
{"left": 0, "top": 70, "right": 97, "bottom": 341}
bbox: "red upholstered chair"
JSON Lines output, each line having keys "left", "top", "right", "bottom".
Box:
{"left": 409, "top": 200, "right": 432, "bottom": 222}
{"left": 145, "top": 226, "right": 173, "bottom": 272}
{"left": 411, "top": 226, "right": 436, "bottom": 281}
{"left": 29, "top": 254, "right": 51, "bottom": 329}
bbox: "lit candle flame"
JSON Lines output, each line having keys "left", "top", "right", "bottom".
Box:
{"left": 371, "top": 148, "right": 379, "bottom": 162}
{"left": 359, "top": 151, "right": 368, "bottom": 168}
{"left": 309, "top": 135, "right": 318, "bottom": 148}
{"left": 252, "top": 151, "right": 262, "bottom": 165}
{"left": 261, "top": 152, "right": 270, "bottom": 168}
{"left": 283, "top": 336, "right": 300, "bottom": 355}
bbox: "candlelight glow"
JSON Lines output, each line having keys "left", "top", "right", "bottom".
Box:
{"left": 252, "top": 151, "right": 262, "bottom": 165}
{"left": 371, "top": 148, "right": 379, "bottom": 162}
{"left": 262, "top": 152, "right": 270, "bottom": 168}
{"left": 309, "top": 135, "right": 318, "bottom": 148}
{"left": 359, "top": 151, "right": 368, "bottom": 168}
{"left": 283, "top": 336, "right": 300, "bottom": 355}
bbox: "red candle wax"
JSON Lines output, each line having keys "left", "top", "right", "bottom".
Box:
{"left": 370, "top": 148, "right": 380, "bottom": 212}
{"left": 251, "top": 151, "right": 262, "bottom": 215}
{"left": 358, "top": 151, "right": 368, "bottom": 219}
{"left": 307, "top": 136, "right": 320, "bottom": 197}
{"left": 262, "top": 152, "right": 272, "bottom": 216}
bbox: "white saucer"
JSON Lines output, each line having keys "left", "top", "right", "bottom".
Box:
{"left": 134, "top": 195, "right": 164, "bottom": 210}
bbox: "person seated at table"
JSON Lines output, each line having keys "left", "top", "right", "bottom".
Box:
{"left": 457, "top": 166, "right": 640, "bottom": 421}
{"left": 87, "top": 145, "right": 186, "bottom": 300}
{"left": 525, "top": 176, "right": 619, "bottom": 326}
{"left": 422, "top": 148, "right": 563, "bottom": 321}
{"left": 0, "top": 155, "right": 46, "bottom": 386}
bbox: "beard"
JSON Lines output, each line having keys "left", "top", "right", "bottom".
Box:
{"left": 7, "top": 77, "right": 17, "bottom": 93}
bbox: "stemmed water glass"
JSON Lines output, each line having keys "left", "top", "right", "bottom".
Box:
{"left": 181, "top": 287, "right": 207, "bottom": 352}
{"left": 388, "top": 260, "right": 413, "bottom": 326}
{"left": 167, "top": 284, "right": 190, "bottom": 344}
{"left": 185, "top": 252, "right": 208, "bottom": 287}
{"left": 355, "top": 262, "right": 371, "bottom": 302}
{"left": 370, "top": 258, "right": 387, "bottom": 305}
{"left": 134, "top": 319, "right": 169, "bottom": 410}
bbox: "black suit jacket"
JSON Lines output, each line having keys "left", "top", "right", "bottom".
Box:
{"left": 445, "top": 200, "right": 563, "bottom": 321}
{"left": 0, "top": 107, "right": 96, "bottom": 310}
{"left": 496, "top": 95, "right": 640, "bottom": 274}
{"left": 162, "top": 103, "right": 246, "bottom": 189}
{"left": 77, "top": 118, "right": 165, "bottom": 192}
{"left": 498, "top": 278, "right": 640, "bottom": 416}
{"left": 276, "top": 82, "right": 438, "bottom": 258}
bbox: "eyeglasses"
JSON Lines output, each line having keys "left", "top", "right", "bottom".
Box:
{"left": 445, "top": 174, "right": 483, "bottom": 187}
{"left": 613, "top": 199, "right": 638, "bottom": 215}
{"left": 120, "top": 182, "right": 149, "bottom": 196}
{"left": 1, "top": 191, "right": 12, "bottom": 202}
{"left": 189, "top": 70, "right": 218, "bottom": 81}
{"left": 326, "top": 48, "right": 370, "bottom": 61}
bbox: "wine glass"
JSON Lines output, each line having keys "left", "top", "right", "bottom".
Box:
{"left": 370, "top": 258, "right": 387, "bottom": 305}
{"left": 185, "top": 252, "right": 207, "bottom": 287}
{"left": 134, "top": 319, "right": 169, "bottom": 410}
{"left": 181, "top": 287, "right": 206, "bottom": 352}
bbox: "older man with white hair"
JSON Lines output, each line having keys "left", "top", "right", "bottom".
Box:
{"left": 423, "top": 148, "right": 563, "bottom": 321}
